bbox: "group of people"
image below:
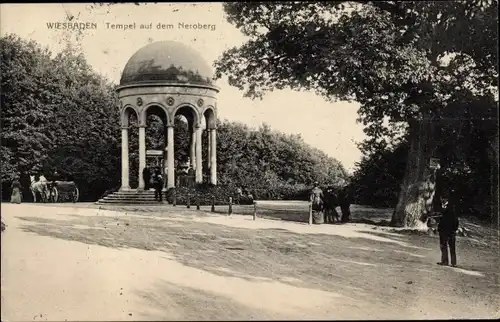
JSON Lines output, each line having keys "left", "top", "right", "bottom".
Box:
{"left": 234, "top": 187, "right": 254, "bottom": 205}
{"left": 309, "top": 181, "right": 460, "bottom": 267}
{"left": 309, "top": 182, "right": 352, "bottom": 224}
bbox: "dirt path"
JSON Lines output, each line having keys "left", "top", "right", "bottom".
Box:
{"left": 1, "top": 203, "right": 499, "bottom": 320}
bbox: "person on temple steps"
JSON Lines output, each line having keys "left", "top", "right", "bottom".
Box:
{"left": 143, "top": 167, "right": 151, "bottom": 190}
{"left": 153, "top": 170, "right": 164, "bottom": 202}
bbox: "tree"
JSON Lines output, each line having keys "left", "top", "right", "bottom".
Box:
{"left": 352, "top": 141, "right": 408, "bottom": 207}
{"left": 214, "top": 1, "right": 498, "bottom": 228}
{"left": 215, "top": 120, "right": 348, "bottom": 194}
{"left": 1, "top": 34, "right": 57, "bottom": 183}
{"left": 1, "top": 34, "right": 121, "bottom": 201}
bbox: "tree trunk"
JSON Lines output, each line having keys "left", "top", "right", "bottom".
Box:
{"left": 392, "top": 116, "right": 439, "bottom": 228}
{"left": 488, "top": 130, "right": 499, "bottom": 229}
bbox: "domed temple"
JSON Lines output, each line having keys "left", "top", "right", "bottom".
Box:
{"left": 116, "top": 41, "right": 219, "bottom": 191}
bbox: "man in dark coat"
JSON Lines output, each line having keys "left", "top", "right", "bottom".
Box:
{"left": 153, "top": 170, "right": 164, "bottom": 202}
{"left": 51, "top": 169, "right": 60, "bottom": 182}
{"left": 143, "top": 167, "right": 151, "bottom": 190}
{"left": 437, "top": 200, "right": 459, "bottom": 267}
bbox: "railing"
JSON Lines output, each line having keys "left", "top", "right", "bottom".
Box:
{"left": 172, "top": 191, "right": 315, "bottom": 225}
{"left": 175, "top": 173, "right": 212, "bottom": 187}
{"left": 177, "top": 174, "right": 195, "bottom": 188}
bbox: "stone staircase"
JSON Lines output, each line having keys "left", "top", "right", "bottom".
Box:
{"left": 96, "top": 189, "right": 169, "bottom": 205}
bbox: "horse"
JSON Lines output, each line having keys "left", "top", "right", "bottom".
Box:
{"left": 323, "top": 185, "right": 352, "bottom": 224}
{"left": 323, "top": 187, "right": 341, "bottom": 223}
{"left": 30, "top": 174, "right": 49, "bottom": 203}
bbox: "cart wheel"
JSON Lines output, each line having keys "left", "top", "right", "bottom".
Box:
{"left": 73, "top": 187, "right": 79, "bottom": 203}
{"left": 51, "top": 187, "right": 59, "bottom": 203}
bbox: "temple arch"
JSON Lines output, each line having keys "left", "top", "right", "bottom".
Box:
{"left": 140, "top": 102, "right": 169, "bottom": 127}
{"left": 203, "top": 106, "right": 217, "bottom": 129}
{"left": 171, "top": 103, "right": 200, "bottom": 128}
{"left": 121, "top": 105, "right": 139, "bottom": 127}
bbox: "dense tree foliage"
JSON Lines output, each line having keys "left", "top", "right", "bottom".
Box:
{"left": 215, "top": 1, "right": 498, "bottom": 227}
{"left": 1, "top": 34, "right": 121, "bottom": 201}
{"left": 351, "top": 142, "right": 408, "bottom": 208}
{"left": 216, "top": 120, "right": 348, "bottom": 194}
{"left": 352, "top": 90, "right": 496, "bottom": 219}
{"left": 1, "top": 34, "right": 348, "bottom": 201}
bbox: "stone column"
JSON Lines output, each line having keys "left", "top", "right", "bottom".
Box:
{"left": 167, "top": 125, "right": 175, "bottom": 188}
{"left": 138, "top": 125, "right": 146, "bottom": 190}
{"left": 163, "top": 150, "right": 168, "bottom": 190}
{"left": 120, "top": 126, "right": 130, "bottom": 190}
{"left": 207, "top": 129, "right": 212, "bottom": 169}
{"left": 210, "top": 128, "right": 217, "bottom": 185}
{"left": 195, "top": 125, "right": 203, "bottom": 183}
{"left": 190, "top": 128, "right": 196, "bottom": 169}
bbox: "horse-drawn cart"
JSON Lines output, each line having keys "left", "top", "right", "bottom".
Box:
{"left": 48, "top": 181, "right": 79, "bottom": 203}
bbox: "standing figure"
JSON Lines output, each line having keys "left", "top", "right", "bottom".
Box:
{"left": 48, "top": 170, "right": 61, "bottom": 201}
{"left": 310, "top": 182, "right": 324, "bottom": 224}
{"left": 235, "top": 187, "right": 242, "bottom": 205}
{"left": 181, "top": 158, "right": 190, "bottom": 175}
{"left": 10, "top": 177, "right": 22, "bottom": 204}
{"left": 51, "top": 169, "right": 61, "bottom": 186}
{"left": 153, "top": 170, "right": 164, "bottom": 202}
{"left": 339, "top": 185, "right": 352, "bottom": 223}
{"left": 143, "top": 167, "right": 151, "bottom": 190}
{"left": 51, "top": 169, "right": 61, "bottom": 181}
{"left": 437, "top": 200, "right": 459, "bottom": 267}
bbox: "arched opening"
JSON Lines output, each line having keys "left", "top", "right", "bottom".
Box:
{"left": 174, "top": 115, "right": 190, "bottom": 166}
{"left": 173, "top": 105, "right": 199, "bottom": 186}
{"left": 143, "top": 104, "right": 169, "bottom": 189}
{"left": 203, "top": 107, "right": 216, "bottom": 130}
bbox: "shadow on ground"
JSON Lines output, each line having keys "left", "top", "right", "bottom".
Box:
{"left": 16, "top": 210, "right": 500, "bottom": 318}
{"left": 135, "top": 280, "right": 283, "bottom": 320}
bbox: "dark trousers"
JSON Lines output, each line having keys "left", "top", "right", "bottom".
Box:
{"left": 439, "top": 232, "right": 457, "bottom": 265}
{"left": 154, "top": 185, "right": 163, "bottom": 202}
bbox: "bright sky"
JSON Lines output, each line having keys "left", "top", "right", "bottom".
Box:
{"left": 1, "top": 3, "right": 367, "bottom": 172}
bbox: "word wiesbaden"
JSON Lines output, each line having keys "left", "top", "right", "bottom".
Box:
{"left": 46, "top": 22, "right": 98, "bottom": 30}
{"left": 46, "top": 22, "right": 216, "bottom": 31}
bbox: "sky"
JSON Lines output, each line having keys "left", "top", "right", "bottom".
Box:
{"left": 1, "top": 3, "right": 367, "bottom": 172}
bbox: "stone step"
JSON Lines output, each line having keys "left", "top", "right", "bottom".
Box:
{"left": 102, "top": 198, "right": 161, "bottom": 202}
{"left": 108, "top": 194, "right": 172, "bottom": 198}
{"left": 96, "top": 190, "right": 169, "bottom": 205}
{"left": 96, "top": 188, "right": 208, "bottom": 206}
{"left": 110, "top": 191, "right": 156, "bottom": 195}
{"left": 96, "top": 199, "right": 169, "bottom": 205}
{"left": 103, "top": 195, "right": 160, "bottom": 200}
{"left": 102, "top": 199, "right": 160, "bottom": 203}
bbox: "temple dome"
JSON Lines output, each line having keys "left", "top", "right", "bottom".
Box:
{"left": 120, "top": 41, "right": 215, "bottom": 87}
